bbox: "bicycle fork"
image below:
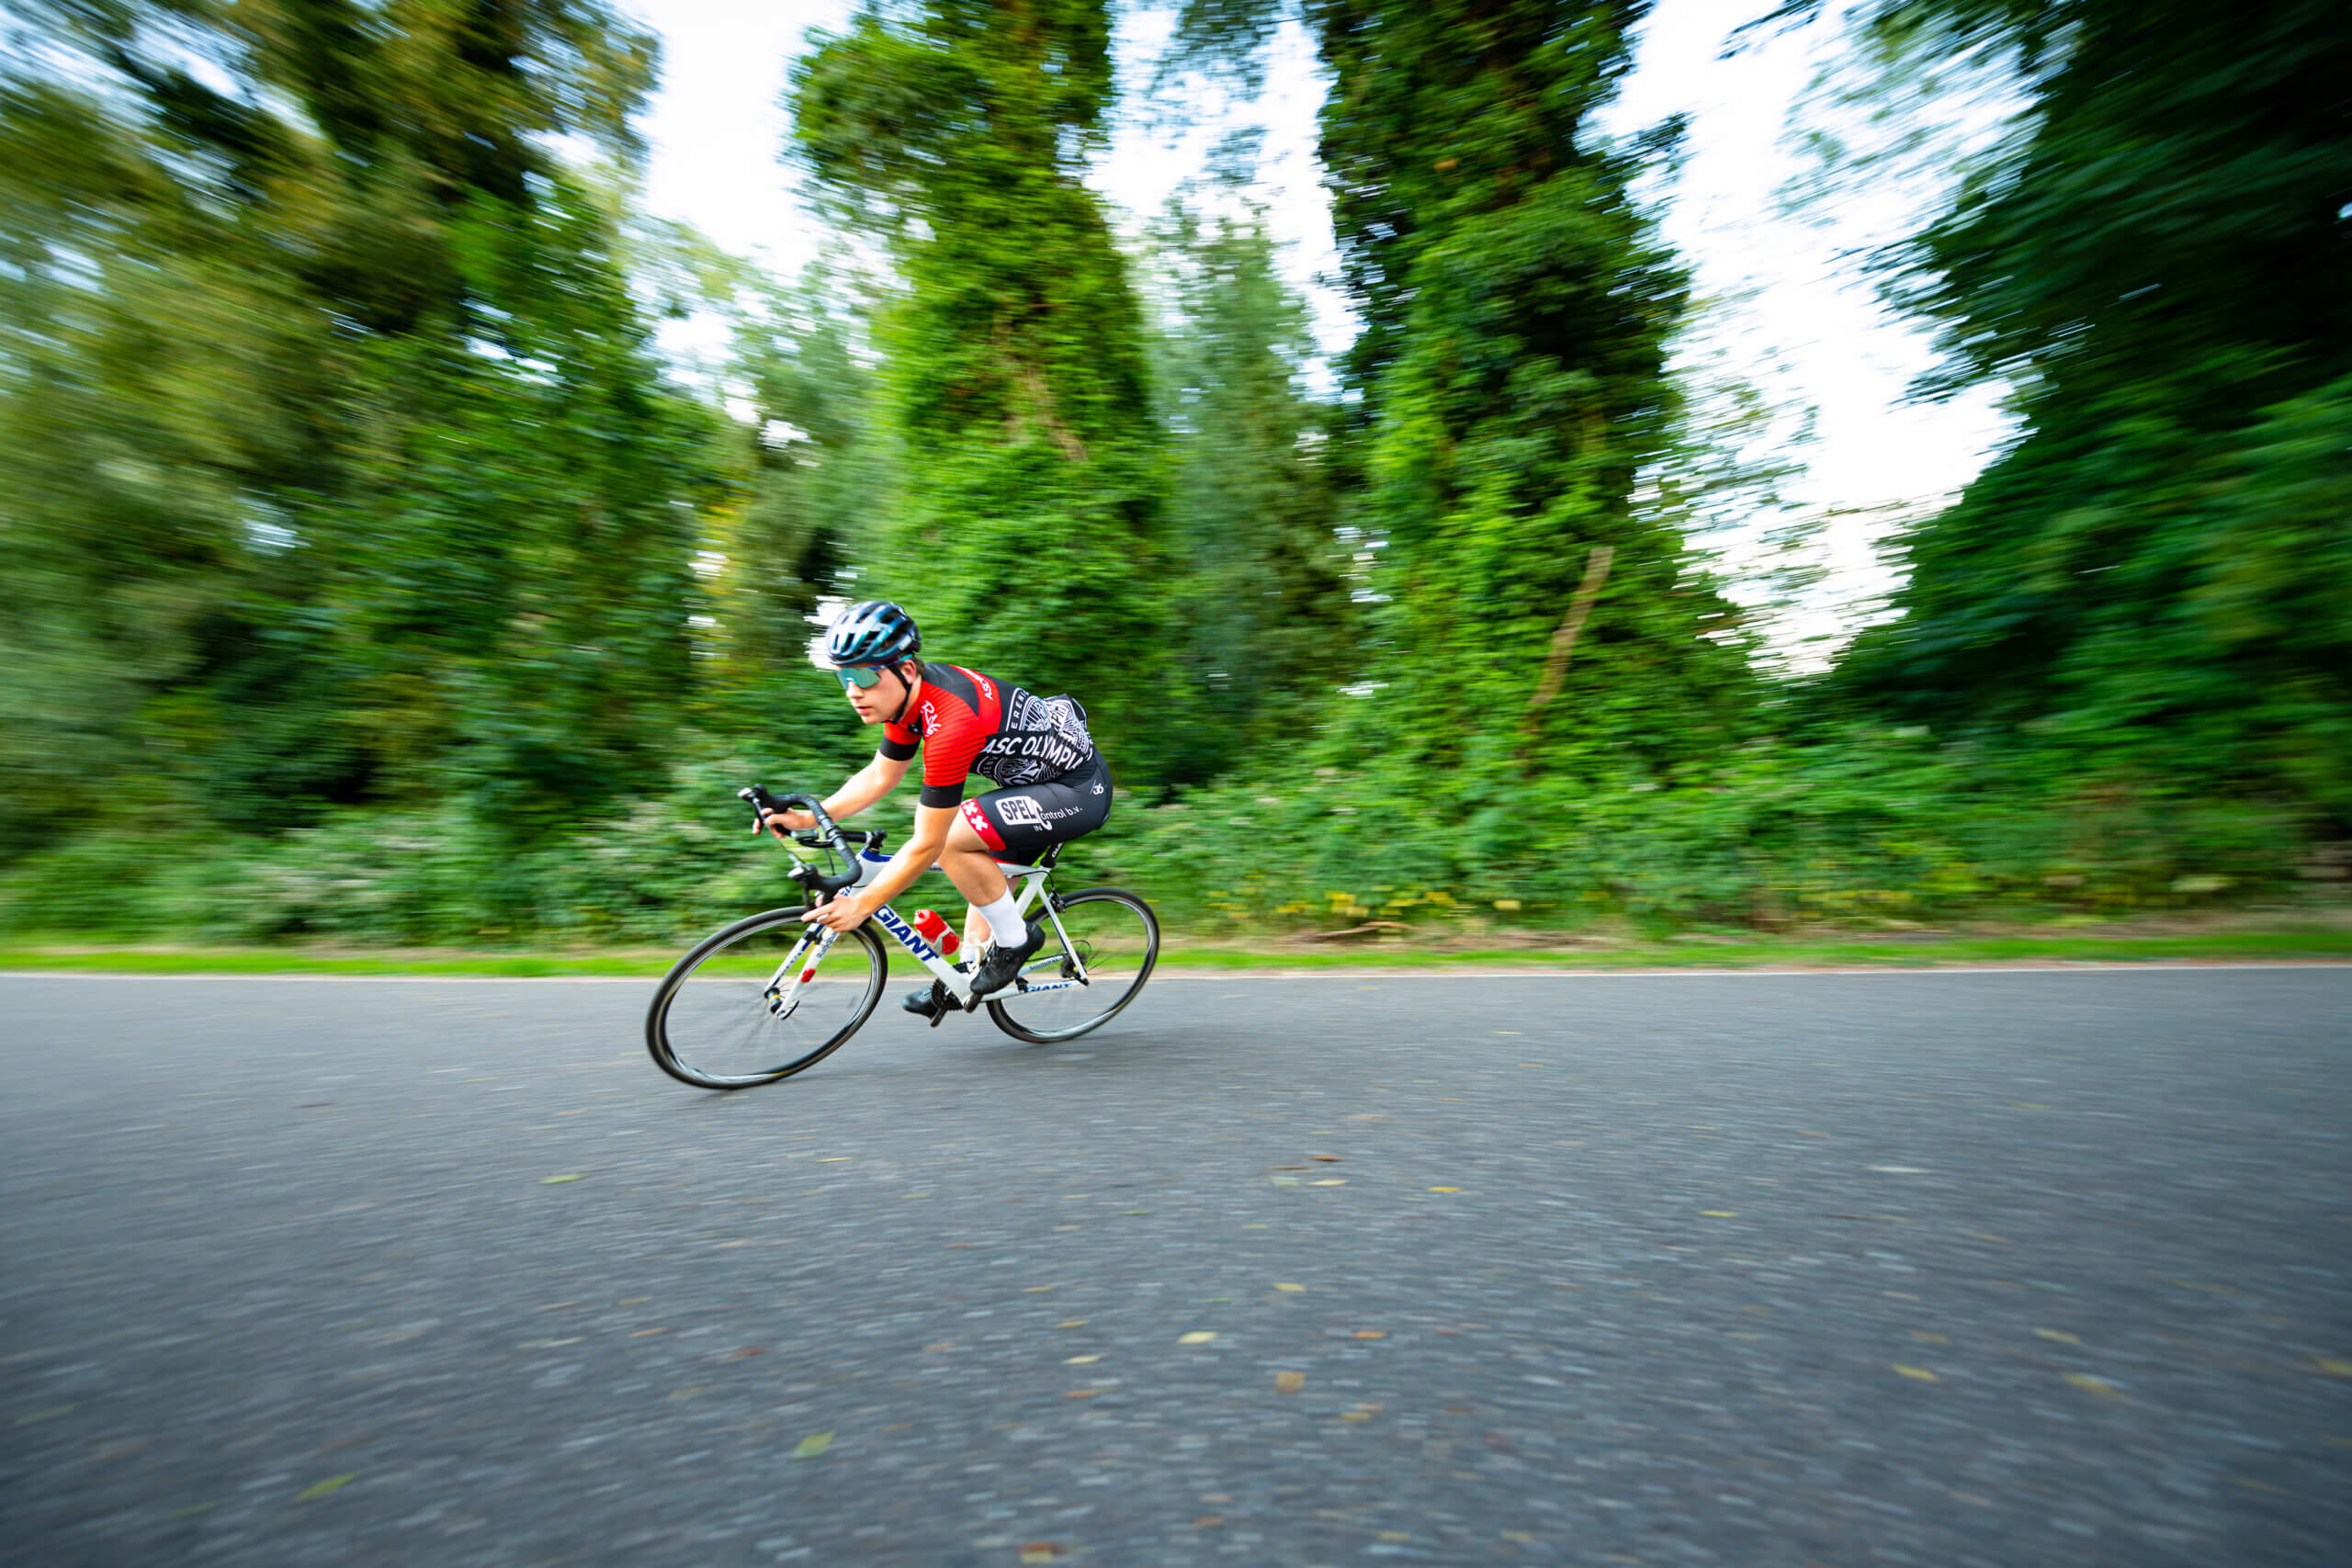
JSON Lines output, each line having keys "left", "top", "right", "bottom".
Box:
{"left": 763, "top": 925, "right": 840, "bottom": 1021}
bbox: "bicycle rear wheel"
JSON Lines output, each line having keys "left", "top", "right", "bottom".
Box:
{"left": 987, "top": 887, "right": 1159, "bottom": 1044}
{"left": 646, "top": 908, "right": 887, "bottom": 1089}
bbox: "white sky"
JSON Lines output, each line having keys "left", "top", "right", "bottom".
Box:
{"left": 620, "top": 0, "right": 2020, "bottom": 655}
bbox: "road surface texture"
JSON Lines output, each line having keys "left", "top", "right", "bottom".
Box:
{"left": 3, "top": 970, "right": 2346, "bottom": 1567}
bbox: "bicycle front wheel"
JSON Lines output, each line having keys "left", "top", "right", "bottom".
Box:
{"left": 646, "top": 907, "right": 887, "bottom": 1089}
{"left": 987, "top": 887, "right": 1159, "bottom": 1044}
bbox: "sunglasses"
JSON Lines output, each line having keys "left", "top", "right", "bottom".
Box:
{"left": 834, "top": 664, "right": 897, "bottom": 691}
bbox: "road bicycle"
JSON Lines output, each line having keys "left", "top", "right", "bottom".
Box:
{"left": 645, "top": 786, "right": 1159, "bottom": 1089}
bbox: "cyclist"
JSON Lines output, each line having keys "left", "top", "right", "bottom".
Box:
{"left": 756, "top": 600, "right": 1113, "bottom": 1018}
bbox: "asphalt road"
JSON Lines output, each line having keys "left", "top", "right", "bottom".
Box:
{"left": 3, "top": 969, "right": 2347, "bottom": 1568}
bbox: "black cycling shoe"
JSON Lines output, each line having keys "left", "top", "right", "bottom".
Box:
{"left": 968, "top": 925, "right": 1046, "bottom": 1001}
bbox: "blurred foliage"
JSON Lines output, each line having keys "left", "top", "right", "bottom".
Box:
{"left": 790, "top": 0, "right": 1176, "bottom": 773}
{"left": 1832, "top": 0, "right": 2352, "bottom": 816}
{"left": 2, "top": 0, "right": 2345, "bottom": 942}
{"left": 1147, "top": 175, "right": 1352, "bottom": 783}
{"left": 0, "top": 0, "right": 725, "bottom": 852}
{"left": 1318, "top": 0, "right": 1754, "bottom": 791}
{"left": 696, "top": 255, "right": 899, "bottom": 735}
{"left": 1169, "top": 0, "right": 1757, "bottom": 803}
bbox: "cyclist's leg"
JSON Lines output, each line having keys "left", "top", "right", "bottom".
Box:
{"left": 955, "top": 759, "right": 1114, "bottom": 945}
{"left": 936, "top": 813, "right": 1012, "bottom": 949}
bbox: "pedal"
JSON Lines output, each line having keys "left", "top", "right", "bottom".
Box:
{"left": 926, "top": 978, "right": 955, "bottom": 1027}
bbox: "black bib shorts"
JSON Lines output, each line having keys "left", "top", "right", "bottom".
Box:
{"left": 957, "top": 753, "right": 1114, "bottom": 864}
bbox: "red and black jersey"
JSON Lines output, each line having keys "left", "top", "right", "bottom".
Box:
{"left": 878, "top": 662, "right": 1098, "bottom": 809}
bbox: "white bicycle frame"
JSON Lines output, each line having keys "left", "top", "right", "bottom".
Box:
{"left": 761, "top": 856, "right": 1089, "bottom": 1020}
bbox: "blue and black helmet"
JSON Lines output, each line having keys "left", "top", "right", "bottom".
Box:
{"left": 822, "top": 600, "right": 921, "bottom": 669}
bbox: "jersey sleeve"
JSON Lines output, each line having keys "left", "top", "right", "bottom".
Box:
{"left": 876, "top": 720, "right": 919, "bottom": 763}
{"left": 916, "top": 716, "right": 988, "bottom": 809}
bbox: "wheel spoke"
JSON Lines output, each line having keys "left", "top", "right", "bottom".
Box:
{"left": 988, "top": 889, "right": 1158, "bottom": 1043}
{"left": 648, "top": 910, "right": 886, "bottom": 1088}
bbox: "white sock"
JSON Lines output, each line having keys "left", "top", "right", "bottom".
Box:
{"left": 973, "top": 892, "right": 1027, "bottom": 949}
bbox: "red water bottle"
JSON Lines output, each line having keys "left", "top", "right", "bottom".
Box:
{"left": 912, "top": 909, "right": 960, "bottom": 955}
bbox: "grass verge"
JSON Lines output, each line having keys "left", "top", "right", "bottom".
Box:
{"left": 4, "top": 925, "right": 2349, "bottom": 977}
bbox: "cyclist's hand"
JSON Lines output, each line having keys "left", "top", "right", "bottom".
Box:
{"left": 761, "top": 807, "right": 816, "bottom": 840}
{"left": 801, "top": 889, "right": 873, "bottom": 932}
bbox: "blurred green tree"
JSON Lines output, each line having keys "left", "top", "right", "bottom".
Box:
{"left": 700, "top": 255, "right": 900, "bottom": 737}
{"left": 1166, "top": 0, "right": 1754, "bottom": 807}
{"left": 1826, "top": 0, "right": 2352, "bottom": 812}
{"left": 789, "top": 0, "right": 1172, "bottom": 775}
{"left": 0, "top": 0, "right": 719, "bottom": 850}
{"left": 1148, "top": 175, "right": 1352, "bottom": 783}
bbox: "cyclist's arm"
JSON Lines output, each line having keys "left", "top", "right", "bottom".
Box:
{"left": 765, "top": 751, "right": 910, "bottom": 836}
{"left": 828, "top": 752, "right": 911, "bottom": 820}
{"left": 854, "top": 803, "right": 958, "bottom": 910}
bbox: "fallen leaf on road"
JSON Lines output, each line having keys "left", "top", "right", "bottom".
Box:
{"left": 1066, "top": 1355, "right": 1101, "bottom": 1364}
{"left": 1340, "top": 1411, "right": 1372, "bottom": 1423}
{"left": 539, "top": 1175, "right": 582, "bottom": 1185}
{"left": 1310, "top": 1179, "right": 1347, "bottom": 1187}
{"left": 2035, "top": 1329, "right": 2080, "bottom": 1345}
{"left": 923, "top": 1343, "right": 953, "bottom": 1352}
{"left": 1909, "top": 1332, "right": 1948, "bottom": 1344}
{"left": 1180, "top": 1332, "right": 1216, "bottom": 1345}
{"left": 1062, "top": 1389, "right": 1101, "bottom": 1400}
{"left": 728, "top": 1347, "right": 765, "bottom": 1358}
{"left": 1056, "top": 1319, "right": 1087, "bottom": 1329}
{"left": 2063, "top": 1374, "right": 2123, "bottom": 1397}
{"left": 1892, "top": 1365, "right": 1939, "bottom": 1382}
{"left": 1271, "top": 1177, "right": 1300, "bottom": 1187}
{"left": 2303, "top": 1357, "right": 2351, "bottom": 1377}
{"left": 791, "top": 1432, "right": 832, "bottom": 1459}
{"left": 295, "top": 1474, "right": 356, "bottom": 1500}
{"left": 1193, "top": 1515, "right": 1224, "bottom": 1529}
{"left": 1701, "top": 1211, "right": 1737, "bottom": 1218}
{"left": 1275, "top": 1371, "right": 1305, "bottom": 1393}
{"left": 1310, "top": 1155, "right": 1342, "bottom": 1162}
{"left": 1428, "top": 1187, "right": 1461, "bottom": 1193}
{"left": 1353, "top": 1330, "right": 1385, "bottom": 1340}
{"left": 1275, "top": 1283, "right": 1306, "bottom": 1292}
{"left": 1025, "top": 1285, "right": 1054, "bottom": 1292}
{"left": 1019, "top": 1546, "right": 1059, "bottom": 1564}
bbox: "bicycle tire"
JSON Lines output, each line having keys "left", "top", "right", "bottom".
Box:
{"left": 646, "top": 906, "right": 888, "bottom": 1089}
{"left": 987, "top": 887, "right": 1159, "bottom": 1044}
